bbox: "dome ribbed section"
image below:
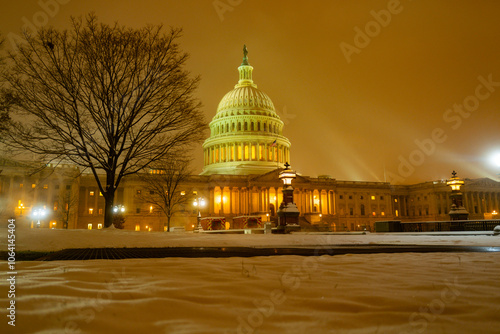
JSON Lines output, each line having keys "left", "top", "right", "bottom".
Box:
{"left": 215, "top": 86, "right": 276, "bottom": 118}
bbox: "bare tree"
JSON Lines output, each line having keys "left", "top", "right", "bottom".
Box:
{"left": 1, "top": 14, "right": 206, "bottom": 228}
{"left": 57, "top": 184, "right": 79, "bottom": 229}
{"left": 137, "top": 155, "right": 192, "bottom": 232}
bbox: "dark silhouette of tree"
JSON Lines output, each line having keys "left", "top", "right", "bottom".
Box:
{"left": 0, "top": 35, "right": 12, "bottom": 137}
{"left": 137, "top": 155, "right": 192, "bottom": 232}
{"left": 1, "top": 14, "right": 206, "bottom": 228}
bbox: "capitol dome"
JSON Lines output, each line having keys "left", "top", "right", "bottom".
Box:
{"left": 201, "top": 46, "right": 291, "bottom": 175}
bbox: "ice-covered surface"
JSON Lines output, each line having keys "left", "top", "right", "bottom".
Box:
{"left": 1, "top": 228, "right": 500, "bottom": 333}
{"left": 2, "top": 227, "right": 500, "bottom": 252}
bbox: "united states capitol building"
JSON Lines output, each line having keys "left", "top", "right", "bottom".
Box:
{"left": 2, "top": 49, "right": 500, "bottom": 231}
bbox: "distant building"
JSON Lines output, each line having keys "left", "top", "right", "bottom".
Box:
{"left": 1, "top": 49, "right": 500, "bottom": 231}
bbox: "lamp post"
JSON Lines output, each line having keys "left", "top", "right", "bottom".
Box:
{"left": 32, "top": 207, "right": 47, "bottom": 228}
{"left": 193, "top": 197, "right": 206, "bottom": 231}
{"left": 277, "top": 162, "right": 300, "bottom": 233}
{"left": 112, "top": 205, "right": 126, "bottom": 229}
{"left": 446, "top": 171, "right": 469, "bottom": 220}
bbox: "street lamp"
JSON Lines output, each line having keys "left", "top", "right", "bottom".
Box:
{"left": 113, "top": 205, "right": 126, "bottom": 213}
{"left": 277, "top": 162, "right": 300, "bottom": 233}
{"left": 32, "top": 207, "right": 47, "bottom": 228}
{"left": 446, "top": 170, "right": 469, "bottom": 220}
{"left": 193, "top": 197, "right": 206, "bottom": 231}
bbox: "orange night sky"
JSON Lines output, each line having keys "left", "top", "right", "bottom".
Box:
{"left": 2, "top": 0, "right": 500, "bottom": 184}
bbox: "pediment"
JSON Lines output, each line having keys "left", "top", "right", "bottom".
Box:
{"left": 464, "top": 177, "right": 500, "bottom": 189}
{"left": 250, "top": 169, "right": 312, "bottom": 184}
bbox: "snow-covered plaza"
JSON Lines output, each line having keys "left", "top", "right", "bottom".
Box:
{"left": 1, "top": 228, "right": 500, "bottom": 334}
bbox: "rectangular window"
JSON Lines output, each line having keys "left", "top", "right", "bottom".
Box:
{"left": 251, "top": 145, "right": 256, "bottom": 160}
{"left": 89, "top": 191, "right": 95, "bottom": 196}
{"left": 238, "top": 146, "right": 242, "bottom": 160}
{"left": 135, "top": 225, "right": 140, "bottom": 231}
{"left": 43, "top": 184, "right": 48, "bottom": 189}
{"left": 97, "top": 223, "right": 103, "bottom": 229}
{"left": 149, "top": 206, "right": 153, "bottom": 213}
{"left": 32, "top": 184, "right": 36, "bottom": 189}
{"left": 88, "top": 208, "right": 94, "bottom": 215}
{"left": 20, "top": 184, "right": 23, "bottom": 188}
{"left": 371, "top": 195, "right": 375, "bottom": 200}
{"left": 349, "top": 207, "right": 354, "bottom": 215}
{"left": 87, "top": 224, "right": 93, "bottom": 230}
{"left": 99, "top": 209, "right": 103, "bottom": 215}
{"left": 339, "top": 195, "right": 343, "bottom": 200}
{"left": 136, "top": 208, "right": 141, "bottom": 214}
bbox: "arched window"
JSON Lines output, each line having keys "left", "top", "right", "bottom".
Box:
{"left": 263, "top": 123, "right": 267, "bottom": 132}
{"left": 238, "top": 123, "right": 241, "bottom": 131}
{"left": 244, "top": 122, "right": 248, "bottom": 131}
{"left": 251, "top": 122, "right": 254, "bottom": 131}
{"left": 226, "top": 124, "right": 229, "bottom": 133}
{"left": 257, "top": 122, "right": 261, "bottom": 131}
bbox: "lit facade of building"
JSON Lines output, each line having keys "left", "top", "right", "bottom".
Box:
{"left": 2, "top": 49, "right": 500, "bottom": 231}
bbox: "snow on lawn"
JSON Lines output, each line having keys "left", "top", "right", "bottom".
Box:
{"left": 1, "top": 253, "right": 499, "bottom": 334}
{"left": 2, "top": 227, "right": 500, "bottom": 252}
{"left": 1, "top": 228, "right": 500, "bottom": 333}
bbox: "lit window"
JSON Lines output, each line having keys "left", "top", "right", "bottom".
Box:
{"left": 20, "top": 184, "right": 23, "bottom": 188}
{"left": 97, "top": 224, "right": 103, "bottom": 229}
{"left": 394, "top": 198, "right": 398, "bottom": 203}
{"left": 395, "top": 210, "right": 399, "bottom": 217}
{"left": 371, "top": 196, "right": 375, "bottom": 200}
{"left": 51, "top": 221, "right": 57, "bottom": 228}
{"left": 180, "top": 191, "right": 185, "bottom": 196}
{"left": 88, "top": 208, "right": 94, "bottom": 214}
{"left": 135, "top": 225, "right": 140, "bottom": 231}
{"left": 99, "top": 209, "right": 103, "bottom": 215}
{"left": 32, "top": 184, "right": 36, "bottom": 189}
{"left": 193, "top": 191, "right": 198, "bottom": 195}
{"left": 87, "top": 224, "right": 92, "bottom": 230}
{"left": 381, "top": 212, "right": 385, "bottom": 216}
{"left": 372, "top": 212, "right": 376, "bottom": 216}
{"left": 89, "top": 191, "right": 95, "bottom": 196}
{"left": 43, "top": 184, "right": 48, "bottom": 189}
{"left": 149, "top": 206, "right": 153, "bottom": 213}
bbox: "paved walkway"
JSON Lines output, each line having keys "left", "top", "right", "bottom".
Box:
{"left": 25, "top": 245, "right": 500, "bottom": 261}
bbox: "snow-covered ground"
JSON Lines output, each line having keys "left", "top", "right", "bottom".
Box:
{"left": 1, "top": 228, "right": 500, "bottom": 334}
{"left": 3, "top": 227, "right": 500, "bottom": 252}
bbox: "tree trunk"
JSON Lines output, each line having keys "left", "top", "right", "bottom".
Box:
{"left": 166, "top": 215, "right": 171, "bottom": 232}
{"left": 104, "top": 171, "right": 116, "bottom": 228}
